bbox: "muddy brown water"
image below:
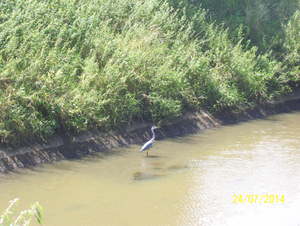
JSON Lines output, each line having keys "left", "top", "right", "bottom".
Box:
{"left": 1, "top": 111, "right": 300, "bottom": 226}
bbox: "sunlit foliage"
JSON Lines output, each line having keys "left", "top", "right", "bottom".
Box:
{"left": 0, "top": 0, "right": 299, "bottom": 148}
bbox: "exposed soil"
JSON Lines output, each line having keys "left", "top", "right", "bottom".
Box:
{"left": 1, "top": 90, "right": 300, "bottom": 172}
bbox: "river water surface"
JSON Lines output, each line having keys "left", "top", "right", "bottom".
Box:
{"left": 1, "top": 111, "right": 300, "bottom": 226}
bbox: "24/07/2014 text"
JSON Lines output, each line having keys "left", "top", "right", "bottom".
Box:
{"left": 233, "top": 195, "right": 285, "bottom": 203}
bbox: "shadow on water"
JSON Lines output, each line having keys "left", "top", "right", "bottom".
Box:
{"left": 132, "top": 171, "right": 164, "bottom": 180}
{"left": 132, "top": 159, "right": 190, "bottom": 181}
{"left": 142, "top": 155, "right": 161, "bottom": 158}
{"left": 168, "top": 163, "right": 189, "bottom": 170}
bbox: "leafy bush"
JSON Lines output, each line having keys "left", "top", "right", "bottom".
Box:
{"left": 0, "top": 0, "right": 298, "bottom": 148}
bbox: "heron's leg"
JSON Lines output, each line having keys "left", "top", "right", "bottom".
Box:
{"left": 146, "top": 150, "right": 148, "bottom": 156}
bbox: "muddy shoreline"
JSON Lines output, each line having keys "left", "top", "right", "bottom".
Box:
{"left": 1, "top": 90, "right": 300, "bottom": 172}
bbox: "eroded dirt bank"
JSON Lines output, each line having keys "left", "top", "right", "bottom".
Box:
{"left": 1, "top": 90, "right": 300, "bottom": 172}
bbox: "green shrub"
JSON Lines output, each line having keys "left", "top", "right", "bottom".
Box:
{"left": 0, "top": 0, "right": 298, "bottom": 148}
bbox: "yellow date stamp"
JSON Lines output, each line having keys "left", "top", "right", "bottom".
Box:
{"left": 233, "top": 195, "right": 285, "bottom": 203}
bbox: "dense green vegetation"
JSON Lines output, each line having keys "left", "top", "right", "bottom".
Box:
{"left": 199, "top": 0, "right": 300, "bottom": 54}
{"left": 1, "top": 0, "right": 300, "bottom": 148}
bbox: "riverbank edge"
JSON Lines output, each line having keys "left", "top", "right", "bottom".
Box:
{"left": 1, "top": 90, "right": 300, "bottom": 172}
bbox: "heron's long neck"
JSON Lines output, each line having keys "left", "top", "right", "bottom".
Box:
{"left": 151, "top": 127, "right": 155, "bottom": 141}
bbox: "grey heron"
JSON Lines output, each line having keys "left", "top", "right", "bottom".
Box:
{"left": 139, "top": 126, "right": 160, "bottom": 156}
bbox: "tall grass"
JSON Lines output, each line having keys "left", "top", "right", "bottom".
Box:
{"left": 283, "top": 10, "right": 300, "bottom": 83}
{"left": 198, "top": 0, "right": 300, "bottom": 55}
{"left": 0, "top": 0, "right": 299, "bottom": 148}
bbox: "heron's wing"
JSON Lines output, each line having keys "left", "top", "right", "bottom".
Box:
{"left": 140, "top": 139, "right": 153, "bottom": 152}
